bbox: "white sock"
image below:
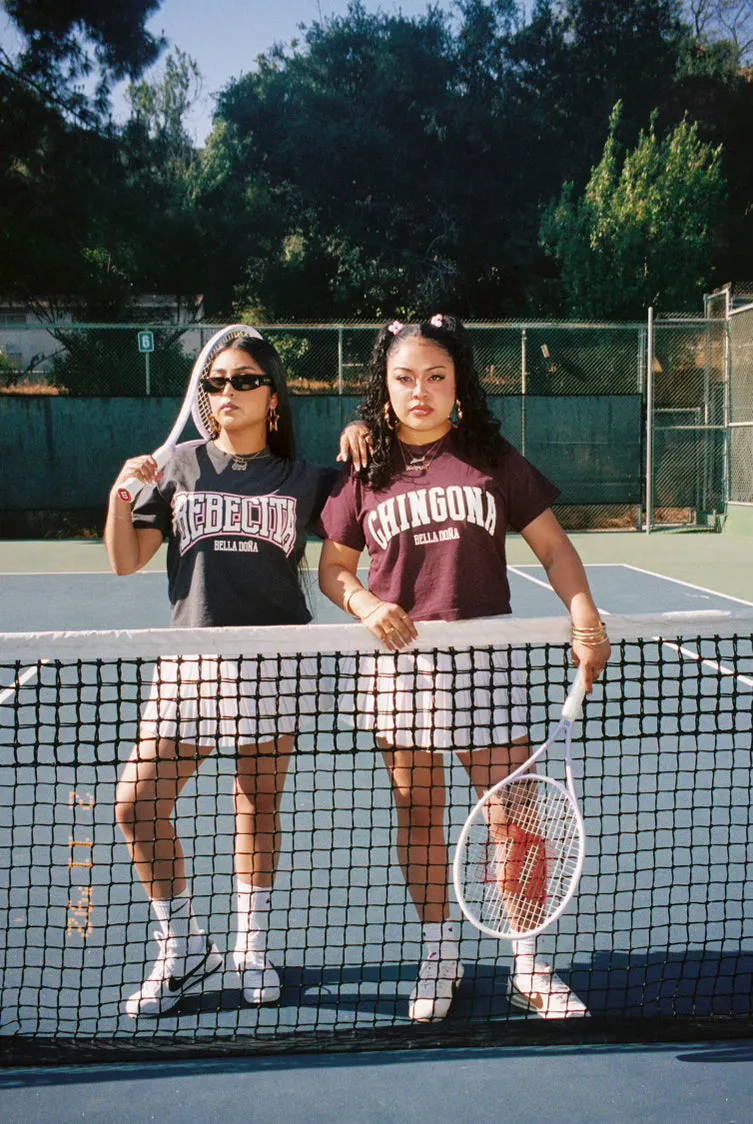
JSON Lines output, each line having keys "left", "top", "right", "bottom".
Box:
{"left": 422, "top": 920, "right": 459, "bottom": 961}
{"left": 513, "top": 936, "right": 538, "bottom": 977}
{"left": 235, "top": 880, "right": 272, "bottom": 958}
{"left": 151, "top": 889, "right": 202, "bottom": 943}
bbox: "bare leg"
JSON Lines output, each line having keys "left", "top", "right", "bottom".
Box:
{"left": 380, "top": 743, "right": 449, "bottom": 924}
{"left": 232, "top": 735, "right": 293, "bottom": 1004}
{"left": 115, "top": 737, "right": 214, "bottom": 900}
{"left": 117, "top": 737, "right": 223, "bottom": 1018}
{"left": 457, "top": 738, "right": 545, "bottom": 933}
{"left": 234, "top": 734, "right": 294, "bottom": 888}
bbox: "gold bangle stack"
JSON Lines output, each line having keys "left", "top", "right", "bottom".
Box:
{"left": 571, "top": 620, "right": 609, "bottom": 648}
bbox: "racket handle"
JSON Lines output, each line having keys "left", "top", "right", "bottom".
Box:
{"left": 115, "top": 448, "right": 172, "bottom": 504}
{"left": 116, "top": 476, "right": 144, "bottom": 504}
{"left": 561, "top": 667, "right": 587, "bottom": 722}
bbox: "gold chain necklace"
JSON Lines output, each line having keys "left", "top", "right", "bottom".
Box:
{"left": 216, "top": 444, "right": 272, "bottom": 472}
{"left": 398, "top": 435, "right": 447, "bottom": 475}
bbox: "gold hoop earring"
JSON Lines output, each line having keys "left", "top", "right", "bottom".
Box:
{"left": 383, "top": 401, "right": 397, "bottom": 431}
{"left": 452, "top": 399, "right": 463, "bottom": 427}
{"left": 267, "top": 404, "right": 280, "bottom": 433}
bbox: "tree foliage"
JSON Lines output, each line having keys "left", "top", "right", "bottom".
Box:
{"left": 540, "top": 101, "right": 726, "bottom": 316}
{"left": 1, "top": 0, "right": 752, "bottom": 325}
{"left": 2, "top": 0, "right": 164, "bottom": 121}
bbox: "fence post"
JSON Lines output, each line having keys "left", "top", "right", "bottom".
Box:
{"left": 520, "top": 327, "right": 527, "bottom": 456}
{"left": 337, "top": 326, "right": 343, "bottom": 396}
{"left": 645, "top": 307, "right": 654, "bottom": 534}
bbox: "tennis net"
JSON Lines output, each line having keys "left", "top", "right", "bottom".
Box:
{"left": 1, "top": 613, "right": 752, "bottom": 1064}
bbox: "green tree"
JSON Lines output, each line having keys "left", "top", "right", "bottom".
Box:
{"left": 127, "top": 48, "right": 202, "bottom": 175}
{"left": 0, "top": 0, "right": 170, "bottom": 316}
{"left": 1, "top": 0, "right": 164, "bottom": 123}
{"left": 540, "top": 101, "right": 726, "bottom": 316}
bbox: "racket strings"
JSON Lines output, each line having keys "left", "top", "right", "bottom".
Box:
{"left": 463, "top": 777, "right": 581, "bottom": 938}
{"left": 194, "top": 384, "right": 214, "bottom": 439}
{"left": 192, "top": 326, "right": 262, "bottom": 441}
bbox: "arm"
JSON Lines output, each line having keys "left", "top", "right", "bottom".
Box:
{"left": 521, "top": 508, "right": 611, "bottom": 690}
{"left": 318, "top": 539, "right": 417, "bottom": 651}
{"left": 337, "top": 422, "right": 372, "bottom": 471}
{"left": 104, "top": 455, "right": 166, "bottom": 576}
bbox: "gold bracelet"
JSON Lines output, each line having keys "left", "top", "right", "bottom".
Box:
{"left": 572, "top": 619, "right": 609, "bottom": 646}
{"left": 360, "top": 603, "right": 383, "bottom": 621}
{"left": 343, "top": 588, "right": 362, "bottom": 617}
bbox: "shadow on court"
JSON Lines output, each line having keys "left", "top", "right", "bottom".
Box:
{"left": 165, "top": 951, "right": 753, "bottom": 1023}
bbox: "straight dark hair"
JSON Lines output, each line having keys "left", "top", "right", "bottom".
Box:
{"left": 212, "top": 334, "right": 296, "bottom": 459}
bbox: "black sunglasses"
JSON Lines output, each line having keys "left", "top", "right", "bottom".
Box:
{"left": 200, "top": 373, "right": 272, "bottom": 394}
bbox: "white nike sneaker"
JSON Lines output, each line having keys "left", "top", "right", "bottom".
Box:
{"left": 408, "top": 954, "right": 464, "bottom": 1022}
{"left": 234, "top": 950, "right": 281, "bottom": 1005}
{"left": 507, "top": 960, "right": 589, "bottom": 1019}
{"left": 125, "top": 932, "right": 223, "bottom": 1019}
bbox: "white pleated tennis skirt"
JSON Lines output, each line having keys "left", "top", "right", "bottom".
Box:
{"left": 138, "top": 647, "right": 528, "bottom": 752}
{"left": 348, "top": 646, "right": 528, "bottom": 751}
{"left": 139, "top": 654, "right": 311, "bottom": 747}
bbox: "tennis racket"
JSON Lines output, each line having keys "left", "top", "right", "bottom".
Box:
{"left": 452, "top": 668, "right": 587, "bottom": 941}
{"left": 116, "top": 324, "right": 263, "bottom": 503}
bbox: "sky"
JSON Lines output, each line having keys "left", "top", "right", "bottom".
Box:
{"left": 124, "top": 0, "right": 451, "bottom": 143}
{"left": 0, "top": 1, "right": 450, "bottom": 143}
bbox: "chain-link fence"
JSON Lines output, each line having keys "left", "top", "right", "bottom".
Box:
{"left": 0, "top": 321, "right": 650, "bottom": 398}
{"left": 0, "top": 316, "right": 734, "bottom": 535}
{"left": 728, "top": 303, "right": 753, "bottom": 505}
{"left": 648, "top": 318, "right": 727, "bottom": 529}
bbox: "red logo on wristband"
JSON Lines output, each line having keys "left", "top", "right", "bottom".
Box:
{"left": 117, "top": 488, "right": 131, "bottom": 503}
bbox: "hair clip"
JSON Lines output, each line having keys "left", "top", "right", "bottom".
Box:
{"left": 429, "top": 314, "right": 444, "bottom": 328}
{"left": 387, "top": 320, "right": 404, "bottom": 336}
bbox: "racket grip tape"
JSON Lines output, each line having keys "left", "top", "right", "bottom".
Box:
{"left": 116, "top": 476, "right": 143, "bottom": 504}
{"left": 115, "top": 448, "right": 172, "bottom": 504}
{"left": 561, "top": 667, "right": 587, "bottom": 722}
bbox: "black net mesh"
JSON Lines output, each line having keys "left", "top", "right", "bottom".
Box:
{"left": 1, "top": 616, "right": 751, "bottom": 1064}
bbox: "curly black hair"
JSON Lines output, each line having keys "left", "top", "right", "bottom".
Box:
{"left": 358, "top": 315, "right": 505, "bottom": 490}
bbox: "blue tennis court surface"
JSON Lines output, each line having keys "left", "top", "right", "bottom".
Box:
{"left": 1, "top": 560, "right": 751, "bottom": 1118}
{"left": 1, "top": 561, "right": 751, "bottom": 631}
{"left": 2, "top": 1041, "right": 752, "bottom": 1124}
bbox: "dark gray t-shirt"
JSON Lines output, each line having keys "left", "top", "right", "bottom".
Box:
{"left": 132, "top": 441, "right": 337, "bottom": 627}
{"left": 320, "top": 434, "right": 559, "bottom": 621}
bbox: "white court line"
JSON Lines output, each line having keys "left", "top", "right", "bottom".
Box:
{"left": 657, "top": 640, "right": 753, "bottom": 690}
{"left": 0, "top": 570, "right": 163, "bottom": 577}
{"left": 508, "top": 566, "right": 612, "bottom": 619}
{"left": 507, "top": 566, "right": 557, "bottom": 592}
{"left": 0, "top": 662, "right": 47, "bottom": 706}
{"left": 621, "top": 560, "right": 753, "bottom": 687}
{"left": 510, "top": 565, "right": 752, "bottom": 689}
{"left": 509, "top": 562, "right": 626, "bottom": 568}
{"left": 621, "top": 563, "right": 753, "bottom": 608}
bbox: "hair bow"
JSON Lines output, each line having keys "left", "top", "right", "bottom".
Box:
{"left": 429, "top": 314, "right": 444, "bottom": 328}
{"left": 387, "top": 320, "right": 404, "bottom": 335}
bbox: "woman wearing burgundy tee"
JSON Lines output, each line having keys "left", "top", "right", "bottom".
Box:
{"left": 319, "top": 315, "right": 610, "bottom": 1023}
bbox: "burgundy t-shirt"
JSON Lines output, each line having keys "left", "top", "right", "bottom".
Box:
{"left": 320, "top": 433, "right": 560, "bottom": 621}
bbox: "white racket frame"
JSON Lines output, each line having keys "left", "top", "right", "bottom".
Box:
{"left": 452, "top": 667, "right": 588, "bottom": 941}
{"left": 116, "top": 324, "right": 263, "bottom": 503}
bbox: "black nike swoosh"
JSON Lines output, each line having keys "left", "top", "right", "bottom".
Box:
{"left": 167, "top": 943, "right": 217, "bottom": 993}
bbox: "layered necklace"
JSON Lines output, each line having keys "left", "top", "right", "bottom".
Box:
{"left": 398, "top": 434, "right": 447, "bottom": 475}
{"left": 217, "top": 445, "right": 272, "bottom": 472}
